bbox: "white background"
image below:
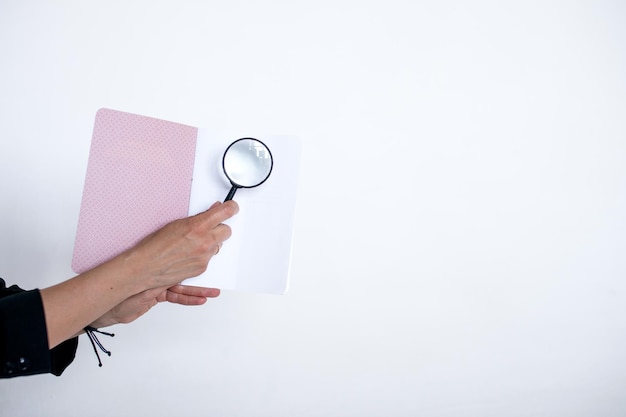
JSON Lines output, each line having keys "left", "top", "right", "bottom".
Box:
{"left": 1, "top": 1, "right": 625, "bottom": 416}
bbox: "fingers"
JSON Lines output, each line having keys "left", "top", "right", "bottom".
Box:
{"left": 169, "top": 284, "right": 221, "bottom": 298}
{"left": 194, "top": 200, "right": 239, "bottom": 231}
{"left": 192, "top": 201, "right": 238, "bottom": 257}
{"left": 165, "top": 284, "right": 221, "bottom": 305}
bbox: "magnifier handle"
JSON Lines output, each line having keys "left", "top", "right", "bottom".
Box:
{"left": 224, "top": 185, "right": 238, "bottom": 202}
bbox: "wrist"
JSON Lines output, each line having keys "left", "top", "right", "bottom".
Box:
{"left": 89, "top": 316, "right": 118, "bottom": 329}
{"left": 105, "top": 248, "right": 151, "bottom": 296}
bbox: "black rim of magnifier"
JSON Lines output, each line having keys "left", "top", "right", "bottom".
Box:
{"left": 223, "top": 137, "right": 274, "bottom": 201}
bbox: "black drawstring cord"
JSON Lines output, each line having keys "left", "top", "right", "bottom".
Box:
{"left": 84, "top": 326, "right": 115, "bottom": 367}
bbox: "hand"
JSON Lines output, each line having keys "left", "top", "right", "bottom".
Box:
{"left": 89, "top": 284, "right": 220, "bottom": 329}
{"left": 41, "top": 201, "right": 238, "bottom": 349}
{"left": 123, "top": 201, "right": 239, "bottom": 292}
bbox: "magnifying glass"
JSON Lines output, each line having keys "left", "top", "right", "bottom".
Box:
{"left": 222, "top": 137, "right": 274, "bottom": 201}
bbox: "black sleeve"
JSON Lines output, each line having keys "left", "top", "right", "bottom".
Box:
{"left": 0, "top": 278, "right": 78, "bottom": 378}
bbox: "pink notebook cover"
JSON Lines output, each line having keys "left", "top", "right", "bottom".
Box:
{"left": 72, "top": 108, "right": 198, "bottom": 273}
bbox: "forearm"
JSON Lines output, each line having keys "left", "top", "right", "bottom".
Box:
{"left": 40, "top": 253, "right": 142, "bottom": 349}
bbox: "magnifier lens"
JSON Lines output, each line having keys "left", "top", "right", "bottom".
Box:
{"left": 222, "top": 138, "right": 273, "bottom": 201}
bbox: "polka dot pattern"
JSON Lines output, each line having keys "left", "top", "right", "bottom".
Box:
{"left": 72, "top": 108, "right": 198, "bottom": 273}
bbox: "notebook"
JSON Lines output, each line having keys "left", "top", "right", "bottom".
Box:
{"left": 72, "top": 108, "right": 301, "bottom": 294}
